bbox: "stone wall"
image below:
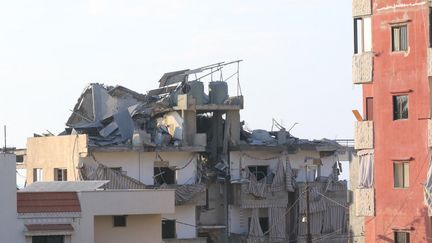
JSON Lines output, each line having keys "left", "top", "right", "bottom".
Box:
{"left": 353, "top": 52, "right": 374, "bottom": 84}
{"left": 354, "top": 121, "right": 374, "bottom": 150}
{"left": 352, "top": 0, "right": 372, "bottom": 17}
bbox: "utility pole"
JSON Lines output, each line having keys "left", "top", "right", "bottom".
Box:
{"left": 306, "top": 165, "right": 312, "bottom": 243}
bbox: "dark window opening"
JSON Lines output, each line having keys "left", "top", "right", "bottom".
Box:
{"left": 154, "top": 167, "right": 176, "bottom": 185}
{"left": 393, "top": 95, "right": 408, "bottom": 120}
{"left": 16, "top": 155, "right": 24, "bottom": 163}
{"left": 248, "top": 166, "right": 268, "bottom": 181}
{"left": 54, "top": 168, "right": 67, "bottom": 181}
{"left": 366, "top": 97, "right": 374, "bottom": 121}
{"left": 394, "top": 162, "right": 409, "bottom": 188}
{"left": 32, "top": 235, "right": 64, "bottom": 243}
{"left": 392, "top": 25, "right": 408, "bottom": 52}
{"left": 162, "top": 220, "right": 176, "bottom": 239}
{"left": 430, "top": 8, "right": 432, "bottom": 47}
{"left": 113, "top": 215, "right": 127, "bottom": 227}
{"left": 394, "top": 231, "right": 410, "bottom": 243}
{"left": 248, "top": 217, "right": 269, "bottom": 236}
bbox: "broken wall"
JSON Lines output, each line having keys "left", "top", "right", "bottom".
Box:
{"left": 81, "top": 151, "right": 197, "bottom": 185}
{"left": 229, "top": 150, "right": 336, "bottom": 183}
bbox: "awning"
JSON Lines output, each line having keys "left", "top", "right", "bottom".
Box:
{"left": 24, "top": 224, "right": 74, "bottom": 236}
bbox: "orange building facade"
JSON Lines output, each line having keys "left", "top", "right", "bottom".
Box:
{"left": 353, "top": 0, "right": 432, "bottom": 242}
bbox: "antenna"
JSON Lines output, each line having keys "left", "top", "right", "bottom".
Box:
{"left": 3, "top": 125, "right": 6, "bottom": 153}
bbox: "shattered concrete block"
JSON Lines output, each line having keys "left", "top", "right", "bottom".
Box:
{"left": 354, "top": 121, "right": 374, "bottom": 150}
{"left": 352, "top": 52, "right": 374, "bottom": 84}
{"left": 352, "top": 0, "right": 372, "bottom": 17}
{"left": 355, "top": 188, "right": 375, "bottom": 216}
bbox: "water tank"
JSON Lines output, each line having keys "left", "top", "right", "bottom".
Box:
{"left": 208, "top": 81, "right": 228, "bottom": 104}
{"left": 188, "top": 81, "right": 206, "bottom": 105}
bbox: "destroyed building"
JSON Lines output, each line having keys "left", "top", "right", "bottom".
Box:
{"left": 23, "top": 61, "right": 352, "bottom": 243}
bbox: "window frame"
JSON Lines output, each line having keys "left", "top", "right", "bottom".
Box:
{"left": 54, "top": 168, "right": 67, "bottom": 181}
{"left": 33, "top": 168, "right": 43, "bottom": 182}
{"left": 154, "top": 167, "right": 176, "bottom": 185}
{"left": 394, "top": 231, "right": 410, "bottom": 243}
{"left": 393, "top": 161, "right": 410, "bottom": 189}
{"left": 391, "top": 24, "right": 408, "bottom": 52}
{"left": 354, "top": 17, "right": 372, "bottom": 54}
{"left": 247, "top": 165, "right": 269, "bottom": 181}
{"left": 393, "top": 95, "right": 409, "bottom": 121}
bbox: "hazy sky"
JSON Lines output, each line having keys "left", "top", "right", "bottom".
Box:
{"left": 0, "top": 0, "right": 360, "bottom": 148}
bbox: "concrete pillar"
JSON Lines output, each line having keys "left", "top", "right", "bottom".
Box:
{"left": 182, "top": 110, "right": 197, "bottom": 146}
{"left": 226, "top": 110, "right": 240, "bottom": 146}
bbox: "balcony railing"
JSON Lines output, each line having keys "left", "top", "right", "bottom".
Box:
{"left": 352, "top": 52, "right": 374, "bottom": 84}
{"left": 354, "top": 121, "right": 374, "bottom": 150}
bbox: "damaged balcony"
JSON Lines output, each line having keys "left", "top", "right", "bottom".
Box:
{"left": 352, "top": 52, "right": 374, "bottom": 84}
{"left": 352, "top": 0, "right": 372, "bottom": 17}
{"left": 354, "top": 121, "right": 374, "bottom": 150}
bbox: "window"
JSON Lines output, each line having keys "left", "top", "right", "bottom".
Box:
{"left": 54, "top": 168, "right": 67, "bottom": 181}
{"left": 393, "top": 95, "right": 408, "bottom": 120}
{"left": 113, "top": 215, "right": 127, "bottom": 227}
{"left": 366, "top": 97, "right": 374, "bottom": 121}
{"left": 248, "top": 217, "right": 269, "bottom": 236}
{"left": 248, "top": 166, "right": 268, "bottom": 181}
{"left": 33, "top": 168, "right": 43, "bottom": 182}
{"left": 392, "top": 25, "right": 408, "bottom": 52}
{"left": 16, "top": 155, "right": 24, "bottom": 163}
{"left": 162, "top": 220, "right": 176, "bottom": 239}
{"left": 394, "top": 231, "right": 410, "bottom": 243}
{"left": 32, "top": 235, "right": 64, "bottom": 243}
{"left": 394, "top": 162, "right": 409, "bottom": 188}
{"left": 154, "top": 167, "right": 176, "bottom": 185}
{"left": 354, "top": 17, "right": 372, "bottom": 54}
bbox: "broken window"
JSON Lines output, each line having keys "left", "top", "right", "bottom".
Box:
{"left": 393, "top": 95, "right": 408, "bottom": 120}
{"left": 54, "top": 168, "right": 67, "bottom": 181}
{"left": 162, "top": 220, "right": 176, "bottom": 239}
{"left": 394, "top": 231, "right": 410, "bottom": 243}
{"left": 394, "top": 162, "right": 409, "bottom": 188}
{"left": 32, "top": 235, "right": 64, "bottom": 243}
{"left": 248, "top": 166, "right": 268, "bottom": 181}
{"left": 113, "top": 215, "right": 127, "bottom": 227}
{"left": 33, "top": 168, "right": 43, "bottom": 182}
{"left": 392, "top": 25, "right": 408, "bottom": 52}
{"left": 354, "top": 17, "right": 372, "bottom": 54}
{"left": 154, "top": 167, "right": 176, "bottom": 185}
{"left": 366, "top": 97, "right": 374, "bottom": 121}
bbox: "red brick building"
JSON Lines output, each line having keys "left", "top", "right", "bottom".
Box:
{"left": 352, "top": 0, "right": 432, "bottom": 242}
